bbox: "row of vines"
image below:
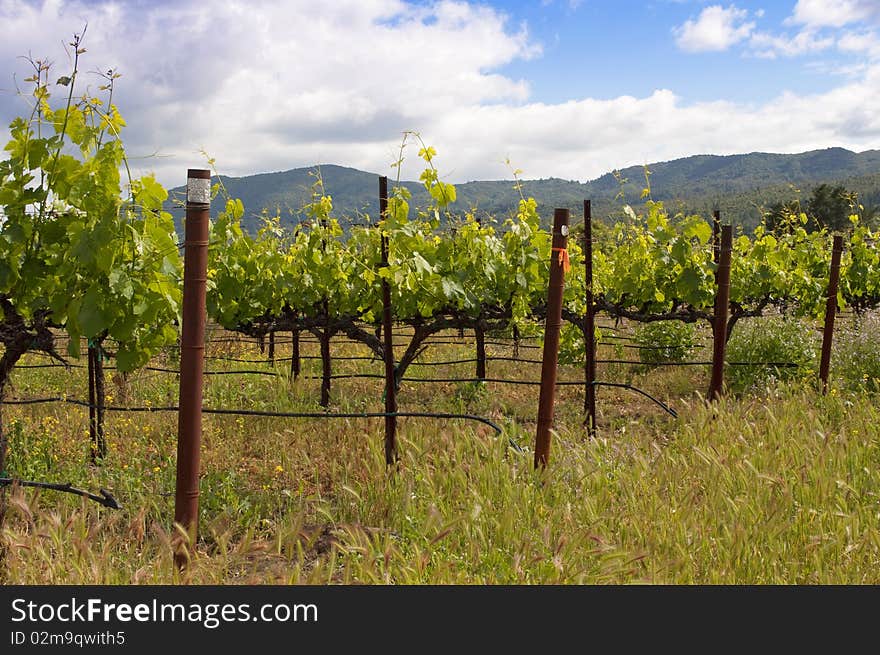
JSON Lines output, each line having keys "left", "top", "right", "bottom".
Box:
{"left": 205, "top": 142, "right": 880, "bottom": 405}
{"left": 2, "top": 43, "right": 880, "bottom": 481}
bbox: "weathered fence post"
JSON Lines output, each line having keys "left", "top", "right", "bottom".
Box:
{"left": 475, "top": 322, "right": 487, "bottom": 381}
{"left": 267, "top": 330, "right": 275, "bottom": 362}
{"left": 87, "top": 341, "right": 107, "bottom": 462}
{"left": 583, "top": 200, "right": 597, "bottom": 436}
{"left": 290, "top": 327, "right": 300, "bottom": 380}
{"left": 535, "top": 209, "right": 570, "bottom": 469}
{"left": 711, "top": 210, "right": 721, "bottom": 341}
{"left": 319, "top": 324, "right": 331, "bottom": 407}
{"left": 819, "top": 235, "right": 844, "bottom": 394}
{"left": 173, "top": 168, "right": 210, "bottom": 568}
{"left": 712, "top": 210, "right": 721, "bottom": 262}
{"left": 475, "top": 211, "right": 487, "bottom": 380}
{"left": 88, "top": 344, "right": 97, "bottom": 463}
{"left": 707, "top": 224, "right": 732, "bottom": 401}
{"left": 93, "top": 342, "right": 106, "bottom": 460}
{"left": 319, "top": 213, "right": 332, "bottom": 406}
{"left": 380, "top": 176, "right": 398, "bottom": 465}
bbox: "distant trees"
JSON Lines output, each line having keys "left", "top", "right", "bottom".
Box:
{"left": 764, "top": 183, "right": 859, "bottom": 234}
{"left": 806, "top": 183, "right": 856, "bottom": 232}
{"left": 858, "top": 201, "right": 880, "bottom": 228}
{"left": 764, "top": 199, "right": 803, "bottom": 234}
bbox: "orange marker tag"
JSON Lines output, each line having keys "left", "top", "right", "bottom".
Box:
{"left": 552, "top": 247, "right": 571, "bottom": 273}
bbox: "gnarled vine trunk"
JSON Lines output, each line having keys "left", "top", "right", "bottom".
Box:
{"left": 0, "top": 340, "right": 28, "bottom": 549}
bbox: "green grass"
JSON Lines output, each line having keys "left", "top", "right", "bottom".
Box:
{"left": 1, "top": 323, "right": 879, "bottom": 584}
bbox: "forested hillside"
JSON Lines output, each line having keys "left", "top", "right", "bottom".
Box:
{"left": 166, "top": 148, "right": 880, "bottom": 232}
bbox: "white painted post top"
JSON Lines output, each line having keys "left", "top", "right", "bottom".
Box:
{"left": 186, "top": 176, "right": 211, "bottom": 205}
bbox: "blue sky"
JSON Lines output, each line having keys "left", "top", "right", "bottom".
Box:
{"left": 496, "top": 0, "right": 859, "bottom": 103}
{"left": 1, "top": 1, "right": 878, "bottom": 187}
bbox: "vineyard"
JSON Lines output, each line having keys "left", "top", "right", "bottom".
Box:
{"left": 1, "top": 45, "right": 880, "bottom": 584}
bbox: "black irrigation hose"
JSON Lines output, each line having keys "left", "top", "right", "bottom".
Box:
{"left": 595, "top": 360, "right": 801, "bottom": 367}
{"left": 0, "top": 398, "right": 520, "bottom": 451}
{"left": 198, "top": 352, "right": 801, "bottom": 369}
{"left": 204, "top": 337, "right": 262, "bottom": 344}
{"left": 16, "top": 365, "right": 281, "bottom": 375}
{"left": 406, "top": 356, "right": 798, "bottom": 368}
{"left": 202, "top": 369, "right": 281, "bottom": 377}
{"left": 615, "top": 343, "right": 709, "bottom": 351}
{"left": 15, "top": 357, "right": 802, "bottom": 370}
{"left": 13, "top": 358, "right": 801, "bottom": 381}
{"left": 0, "top": 478, "right": 122, "bottom": 509}
{"left": 401, "top": 357, "right": 799, "bottom": 368}
{"left": 729, "top": 361, "right": 800, "bottom": 367}
{"left": 485, "top": 341, "right": 542, "bottom": 349}
{"left": 589, "top": 382, "right": 678, "bottom": 419}
{"left": 204, "top": 354, "right": 377, "bottom": 363}
{"left": 198, "top": 408, "right": 521, "bottom": 452}
{"left": 410, "top": 357, "right": 534, "bottom": 366}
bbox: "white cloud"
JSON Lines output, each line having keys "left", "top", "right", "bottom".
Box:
{"left": 748, "top": 29, "right": 835, "bottom": 58}
{"left": 789, "top": 0, "right": 880, "bottom": 29}
{"left": 838, "top": 31, "right": 880, "bottom": 60}
{"left": 0, "top": 0, "right": 540, "bottom": 184}
{"left": 0, "top": 0, "right": 878, "bottom": 193}
{"left": 673, "top": 5, "right": 755, "bottom": 52}
{"left": 539, "top": 0, "right": 584, "bottom": 8}
{"left": 805, "top": 59, "right": 869, "bottom": 79}
{"left": 747, "top": 1, "right": 880, "bottom": 61}
{"left": 423, "top": 70, "right": 880, "bottom": 183}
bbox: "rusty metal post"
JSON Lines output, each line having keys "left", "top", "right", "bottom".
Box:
{"left": 87, "top": 345, "right": 97, "bottom": 463}
{"left": 475, "top": 323, "right": 486, "bottom": 380}
{"left": 819, "top": 235, "right": 844, "bottom": 394}
{"left": 708, "top": 225, "right": 733, "bottom": 401}
{"left": 94, "top": 344, "right": 106, "bottom": 460}
{"left": 583, "top": 200, "right": 597, "bottom": 437}
{"left": 712, "top": 210, "right": 721, "bottom": 264}
{"left": 174, "top": 168, "right": 210, "bottom": 568}
{"left": 534, "top": 209, "right": 570, "bottom": 469}
{"left": 319, "top": 217, "right": 332, "bottom": 407}
{"left": 711, "top": 210, "right": 721, "bottom": 342}
{"left": 380, "top": 177, "right": 398, "bottom": 465}
{"left": 290, "top": 328, "right": 300, "bottom": 380}
{"left": 319, "top": 319, "right": 331, "bottom": 406}
{"left": 87, "top": 341, "right": 107, "bottom": 461}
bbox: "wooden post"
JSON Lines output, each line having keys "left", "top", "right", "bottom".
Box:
{"left": 534, "top": 209, "right": 570, "bottom": 468}
{"left": 475, "top": 323, "right": 486, "bottom": 381}
{"left": 819, "top": 235, "right": 844, "bottom": 394}
{"left": 583, "top": 200, "right": 597, "bottom": 436}
{"left": 379, "top": 176, "right": 398, "bottom": 465}
{"left": 290, "top": 327, "right": 300, "bottom": 380}
{"left": 707, "top": 225, "right": 733, "bottom": 401}
{"left": 173, "top": 169, "right": 210, "bottom": 568}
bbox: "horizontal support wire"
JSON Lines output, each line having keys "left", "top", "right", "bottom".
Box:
{"left": 11, "top": 358, "right": 800, "bottom": 374}
{"left": 0, "top": 397, "right": 520, "bottom": 450}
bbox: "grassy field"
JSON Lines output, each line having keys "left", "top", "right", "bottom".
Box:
{"left": 1, "top": 316, "right": 878, "bottom": 584}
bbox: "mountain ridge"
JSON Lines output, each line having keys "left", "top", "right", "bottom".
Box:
{"left": 167, "top": 147, "right": 880, "bottom": 232}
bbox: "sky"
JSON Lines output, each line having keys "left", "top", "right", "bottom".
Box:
{"left": 1, "top": 0, "right": 879, "bottom": 189}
